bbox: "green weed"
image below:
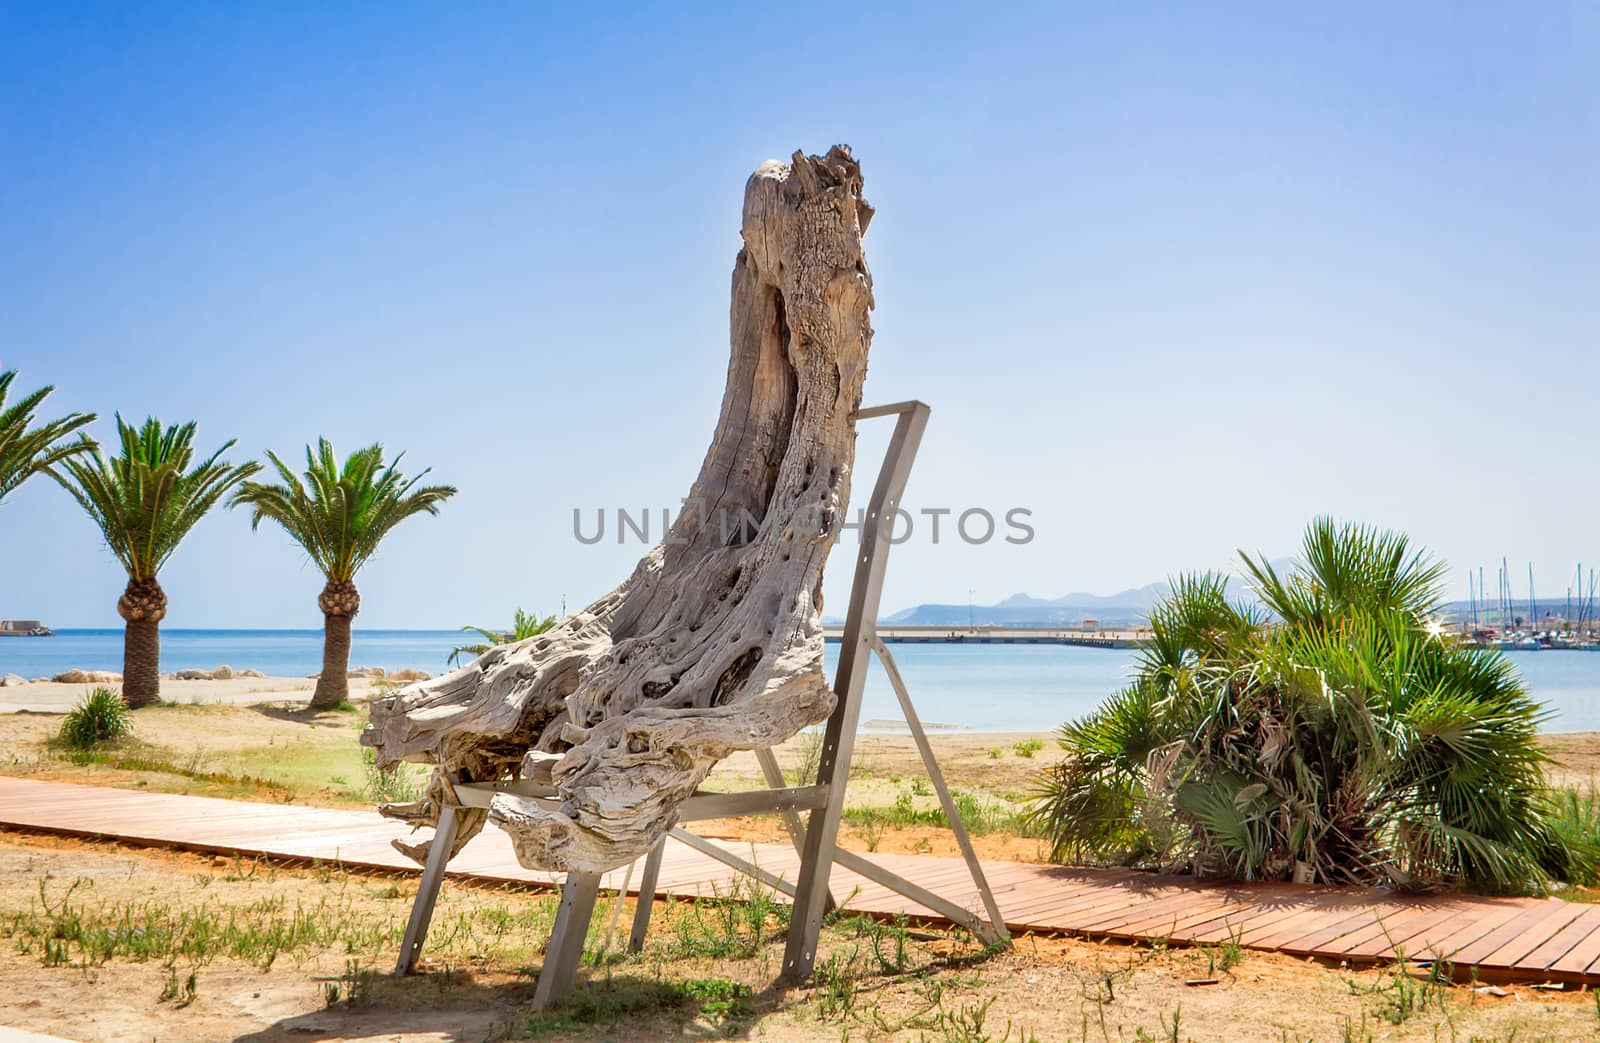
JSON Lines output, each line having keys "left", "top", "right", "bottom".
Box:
{"left": 158, "top": 965, "right": 199, "bottom": 1006}
{"left": 4, "top": 876, "right": 398, "bottom": 971}
{"left": 1012, "top": 738, "right": 1045, "bottom": 759}
{"left": 361, "top": 746, "right": 420, "bottom": 804}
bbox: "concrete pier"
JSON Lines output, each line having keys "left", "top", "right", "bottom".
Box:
{"left": 822, "top": 625, "right": 1145, "bottom": 648}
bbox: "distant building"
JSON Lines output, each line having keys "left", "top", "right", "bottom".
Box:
{"left": 0, "top": 620, "right": 44, "bottom": 632}
{"left": 1081, "top": 617, "right": 1099, "bottom": 630}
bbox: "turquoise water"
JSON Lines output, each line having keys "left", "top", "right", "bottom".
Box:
{"left": 0, "top": 629, "right": 468, "bottom": 679}
{"left": 4, "top": 631, "right": 1599, "bottom": 733}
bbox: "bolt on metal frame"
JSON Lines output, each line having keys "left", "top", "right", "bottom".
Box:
{"left": 391, "top": 400, "right": 1009, "bottom": 1007}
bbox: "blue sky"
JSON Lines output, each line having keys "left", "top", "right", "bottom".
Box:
{"left": 2, "top": 2, "right": 1597, "bottom": 628}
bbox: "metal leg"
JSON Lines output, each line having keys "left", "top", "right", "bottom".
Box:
{"left": 832, "top": 848, "right": 1002, "bottom": 943}
{"left": 394, "top": 803, "right": 459, "bottom": 975}
{"left": 599, "top": 857, "right": 638, "bottom": 956}
{"left": 875, "top": 638, "right": 1009, "bottom": 946}
{"left": 628, "top": 839, "right": 666, "bottom": 952}
{"left": 756, "top": 746, "right": 837, "bottom": 913}
{"left": 782, "top": 403, "right": 929, "bottom": 982}
{"left": 533, "top": 871, "right": 603, "bottom": 1010}
{"left": 754, "top": 747, "right": 811, "bottom": 852}
{"left": 670, "top": 828, "right": 797, "bottom": 897}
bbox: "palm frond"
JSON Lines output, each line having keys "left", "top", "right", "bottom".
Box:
{"left": 230, "top": 438, "right": 457, "bottom": 583}
{"left": 448, "top": 608, "right": 559, "bottom": 666}
{"left": 0, "top": 370, "right": 96, "bottom": 505}
{"left": 48, "top": 415, "right": 258, "bottom": 580}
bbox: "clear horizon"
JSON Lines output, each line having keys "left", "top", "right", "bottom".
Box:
{"left": 3, "top": 4, "right": 1597, "bottom": 629}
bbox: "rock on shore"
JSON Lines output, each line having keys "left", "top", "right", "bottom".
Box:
{"left": 50, "top": 669, "right": 122, "bottom": 684}
{"left": 169, "top": 666, "right": 264, "bottom": 681}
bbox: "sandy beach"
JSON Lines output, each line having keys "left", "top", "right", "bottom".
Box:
{"left": 0, "top": 675, "right": 385, "bottom": 713}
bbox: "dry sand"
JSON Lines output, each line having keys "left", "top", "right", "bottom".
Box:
{"left": 0, "top": 675, "right": 382, "bottom": 713}
{"left": 0, "top": 830, "right": 1596, "bottom": 1042}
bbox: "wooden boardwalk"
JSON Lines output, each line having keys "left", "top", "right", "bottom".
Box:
{"left": 2, "top": 777, "right": 1598, "bottom": 985}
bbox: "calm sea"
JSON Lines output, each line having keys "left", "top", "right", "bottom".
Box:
{"left": 4, "top": 630, "right": 1600, "bottom": 733}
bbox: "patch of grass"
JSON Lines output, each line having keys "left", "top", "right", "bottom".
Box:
{"left": 322, "top": 958, "right": 376, "bottom": 1007}
{"left": 922, "top": 995, "right": 1040, "bottom": 1042}
{"left": 856, "top": 811, "right": 888, "bottom": 852}
{"left": 53, "top": 746, "right": 298, "bottom": 801}
{"left": 852, "top": 913, "right": 912, "bottom": 974}
{"left": 158, "top": 965, "right": 199, "bottom": 1006}
{"left": 844, "top": 785, "right": 1045, "bottom": 839}
{"left": 784, "top": 728, "right": 826, "bottom": 787}
{"left": 1201, "top": 922, "right": 1245, "bottom": 976}
{"left": 676, "top": 976, "right": 753, "bottom": 1019}
{"left": 1133, "top": 1004, "right": 1183, "bottom": 1043}
{"left": 1548, "top": 785, "right": 1600, "bottom": 886}
{"left": 1012, "top": 737, "right": 1045, "bottom": 759}
{"left": 512, "top": 974, "right": 755, "bottom": 1035}
{"left": 657, "top": 874, "right": 789, "bottom": 960}
{"left": 57, "top": 687, "right": 132, "bottom": 750}
{"left": 361, "top": 747, "right": 420, "bottom": 804}
{"left": 4, "top": 876, "right": 400, "bottom": 971}
{"left": 988, "top": 747, "right": 1004, "bottom": 759}
{"left": 813, "top": 949, "right": 860, "bottom": 1021}
{"left": 1343, "top": 950, "right": 1452, "bottom": 1027}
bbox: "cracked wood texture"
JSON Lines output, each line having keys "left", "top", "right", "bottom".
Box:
{"left": 362, "top": 146, "right": 874, "bottom": 873}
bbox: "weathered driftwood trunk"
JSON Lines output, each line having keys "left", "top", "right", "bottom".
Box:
{"left": 362, "top": 146, "right": 874, "bottom": 873}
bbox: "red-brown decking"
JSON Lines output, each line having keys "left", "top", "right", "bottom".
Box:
{"left": 1, "top": 777, "right": 1595, "bottom": 985}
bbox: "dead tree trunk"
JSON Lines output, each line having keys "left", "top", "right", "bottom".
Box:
{"left": 362, "top": 146, "right": 875, "bottom": 873}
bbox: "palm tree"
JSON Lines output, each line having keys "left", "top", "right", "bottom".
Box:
{"left": 1030, "top": 518, "right": 1576, "bottom": 894}
{"left": 49, "top": 416, "right": 260, "bottom": 708}
{"left": 449, "top": 608, "right": 558, "bottom": 667}
{"left": 0, "top": 370, "right": 96, "bottom": 507}
{"left": 231, "top": 440, "right": 455, "bottom": 711}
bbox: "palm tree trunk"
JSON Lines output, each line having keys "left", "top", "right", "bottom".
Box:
{"left": 122, "top": 619, "right": 162, "bottom": 707}
{"left": 312, "top": 614, "right": 353, "bottom": 710}
{"left": 310, "top": 580, "right": 361, "bottom": 711}
{"left": 117, "top": 578, "right": 167, "bottom": 709}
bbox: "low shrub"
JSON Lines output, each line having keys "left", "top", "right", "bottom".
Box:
{"left": 1030, "top": 519, "right": 1569, "bottom": 894}
{"left": 58, "top": 686, "right": 132, "bottom": 749}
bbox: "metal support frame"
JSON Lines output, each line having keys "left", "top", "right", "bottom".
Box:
{"left": 391, "top": 400, "right": 1008, "bottom": 1007}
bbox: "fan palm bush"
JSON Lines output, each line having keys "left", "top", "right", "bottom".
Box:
{"left": 49, "top": 417, "right": 259, "bottom": 707}
{"left": 448, "top": 607, "right": 558, "bottom": 667}
{"left": 1030, "top": 518, "right": 1582, "bottom": 894}
{"left": 58, "top": 686, "right": 133, "bottom": 749}
{"left": 231, "top": 440, "right": 455, "bottom": 711}
{"left": 0, "top": 369, "right": 95, "bottom": 507}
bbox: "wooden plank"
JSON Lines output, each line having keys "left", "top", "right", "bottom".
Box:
{"left": 1411, "top": 904, "right": 1530, "bottom": 964}
{"left": 4, "top": 778, "right": 1600, "bottom": 987}
{"left": 1454, "top": 900, "right": 1583, "bottom": 968}
{"left": 1518, "top": 906, "right": 1600, "bottom": 971}
{"left": 1465, "top": 895, "right": 1593, "bottom": 972}
{"left": 1276, "top": 905, "right": 1428, "bottom": 956}
{"left": 1073, "top": 887, "right": 1238, "bottom": 934}
{"left": 1091, "top": 891, "right": 1249, "bottom": 938}
{"left": 1548, "top": 913, "right": 1600, "bottom": 976}
{"left": 1328, "top": 901, "right": 1475, "bottom": 960}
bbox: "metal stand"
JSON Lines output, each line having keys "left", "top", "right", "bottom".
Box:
{"left": 391, "top": 400, "right": 1008, "bottom": 1006}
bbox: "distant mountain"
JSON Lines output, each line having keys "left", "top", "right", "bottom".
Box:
{"left": 877, "top": 560, "right": 1295, "bottom": 628}
{"left": 883, "top": 596, "right": 1161, "bottom": 628}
